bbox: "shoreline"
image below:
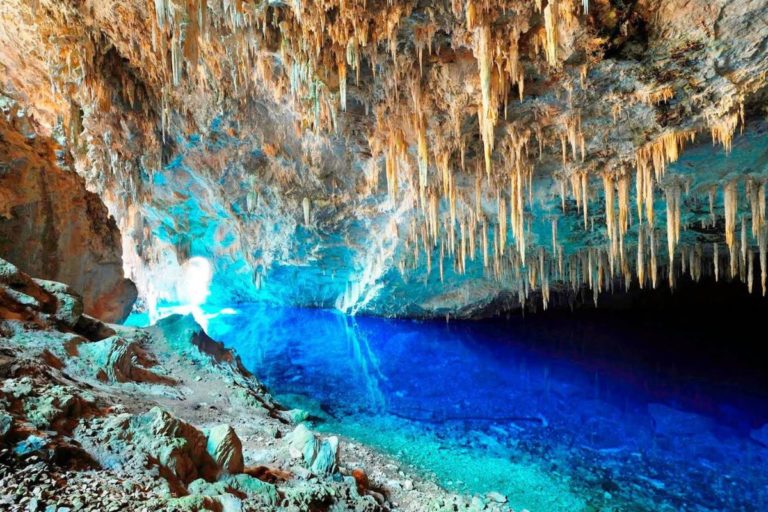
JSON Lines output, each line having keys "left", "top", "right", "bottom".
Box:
{"left": 0, "top": 258, "right": 514, "bottom": 512}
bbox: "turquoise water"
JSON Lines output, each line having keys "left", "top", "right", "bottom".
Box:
{"left": 179, "top": 306, "right": 765, "bottom": 511}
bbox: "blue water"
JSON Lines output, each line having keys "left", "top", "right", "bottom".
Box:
{"left": 196, "top": 306, "right": 768, "bottom": 511}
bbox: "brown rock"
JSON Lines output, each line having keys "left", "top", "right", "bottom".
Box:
{"left": 0, "top": 113, "right": 136, "bottom": 323}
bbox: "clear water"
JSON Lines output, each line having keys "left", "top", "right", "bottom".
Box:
{"left": 196, "top": 305, "right": 768, "bottom": 511}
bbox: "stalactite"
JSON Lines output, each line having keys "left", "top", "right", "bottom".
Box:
{"left": 475, "top": 25, "right": 496, "bottom": 178}
{"left": 543, "top": 0, "right": 558, "bottom": 67}
{"left": 714, "top": 242, "right": 720, "bottom": 282}
{"left": 338, "top": 53, "right": 347, "bottom": 111}
{"left": 636, "top": 86, "right": 673, "bottom": 106}
{"left": 498, "top": 196, "right": 507, "bottom": 255}
{"left": 603, "top": 174, "right": 615, "bottom": 239}
{"left": 665, "top": 182, "right": 681, "bottom": 266}
{"left": 724, "top": 180, "right": 738, "bottom": 251}
{"left": 482, "top": 220, "right": 489, "bottom": 269}
{"left": 741, "top": 217, "right": 748, "bottom": 277}
{"left": 709, "top": 112, "right": 739, "bottom": 153}
{"left": 650, "top": 228, "right": 658, "bottom": 289}
{"left": 760, "top": 226, "right": 767, "bottom": 296}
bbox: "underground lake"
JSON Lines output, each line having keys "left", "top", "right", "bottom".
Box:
{"left": 124, "top": 293, "right": 768, "bottom": 512}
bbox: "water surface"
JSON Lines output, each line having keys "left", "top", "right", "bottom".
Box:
{"left": 202, "top": 305, "right": 767, "bottom": 511}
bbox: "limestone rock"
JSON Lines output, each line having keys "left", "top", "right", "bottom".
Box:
{"left": 3, "top": 0, "right": 768, "bottom": 316}
{"left": 77, "top": 336, "right": 174, "bottom": 385}
{"left": 0, "top": 410, "right": 12, "bottom": 439}
{"left": 205, "top": 424, "right": 244, "bottom": 475}
{"left": 33, "top": 280, "right": 83, "bottom": 328}
{"left": 648, "top": 403, "right": 713, "bottom": 437}
{"left": 79, "top": 407, "right": 218, "bottom": 489}
{"left": 0, "top": 112, "right": 136, "bottom": 323}
{"left": 285, "top": 424, "right": 338, "bottom": 476}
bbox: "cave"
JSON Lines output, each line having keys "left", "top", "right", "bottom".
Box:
{"left": 1, "top": 1, "right": 767, "bottom": 511}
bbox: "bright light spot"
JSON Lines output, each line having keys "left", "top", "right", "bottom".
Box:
{"left": 177, "top": 257, "right": 213, "bottom": 307}
{"left": 137, "top": 257, "right": 236, "bottom": 332}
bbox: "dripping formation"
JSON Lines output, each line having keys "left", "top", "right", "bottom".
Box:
{"left": 1, "top": 0, "right": 767, "bottom": 315}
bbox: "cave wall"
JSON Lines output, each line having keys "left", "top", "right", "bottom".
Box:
{"left": 0, "top": 99, "right": 137, "bottom": 322}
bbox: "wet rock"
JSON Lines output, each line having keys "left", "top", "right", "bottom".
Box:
{"left": 486, "top": 491, "right": 507, "bottom": 504}
{"left": 204, "top": 424, "right": 244, "bottom": 475}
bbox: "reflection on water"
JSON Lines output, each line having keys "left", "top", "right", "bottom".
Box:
{"left": 205, "top": 305, "right": 768, "bottom": 512}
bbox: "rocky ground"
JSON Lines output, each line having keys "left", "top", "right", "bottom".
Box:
{"left": 0, "top": 257, "right": 517, "bottom": 512}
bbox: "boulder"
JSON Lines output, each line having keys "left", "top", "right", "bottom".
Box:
{"left": 33, "top": 280, "right": 83, "bottom": 328}
{"left": 0, "top": 411, "right": 12, "bottom": 439}
{"left": 205, "top": 424, "right": 244, "bottom": 475}
{"left": 78, "top": 336, "right": 174, "bottom": 385}
{"left": 285, "top": 424, "right": 338, "bottom": 476}
{"left": 79, "top": 407, "right": 220, "bottom": 490}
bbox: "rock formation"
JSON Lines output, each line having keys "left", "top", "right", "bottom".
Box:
{"left": 1, "top": 1, "right": 767, "bottom": 317}
{"left": 0, "top": 97, "right": 136, "bottom": 322}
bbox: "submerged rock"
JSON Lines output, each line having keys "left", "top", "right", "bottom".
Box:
{"left": 647, "top": 403, "right": 713, "bottom": 437}
{"left": 750, "top": 424, "right": 768, "bottom": 448}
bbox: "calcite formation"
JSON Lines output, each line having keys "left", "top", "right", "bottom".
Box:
{"left": 0, "top": 0, "right": 767, "bottom": 316}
